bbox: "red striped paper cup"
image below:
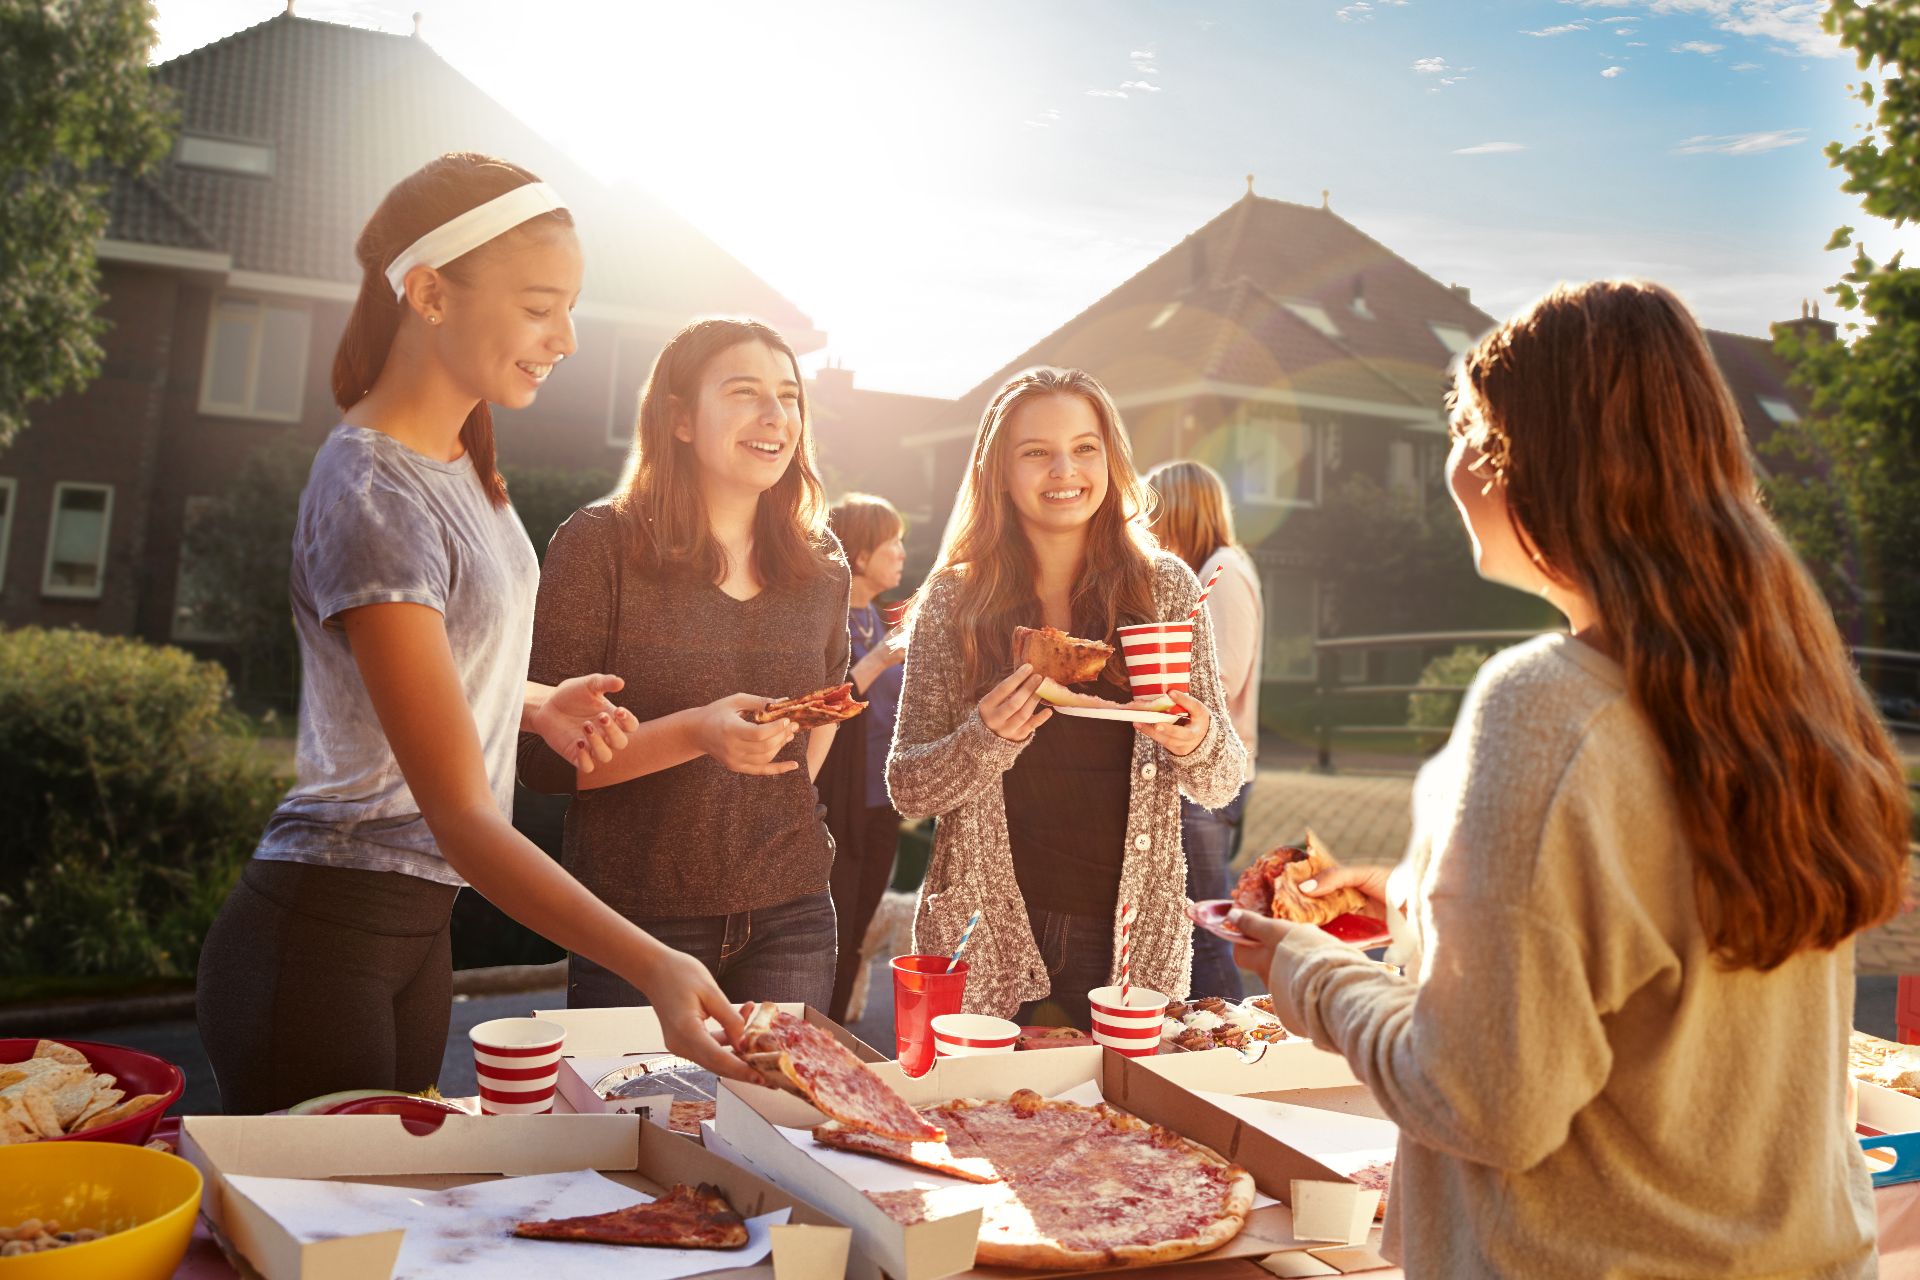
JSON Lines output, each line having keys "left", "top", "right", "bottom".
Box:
{"left": 469, "top": 1017, "right": 565, "bottom": 1115}
{"left": 1115, "top": 622, "right": 1195, "bottom": 699}
{"left": 932, "top": 1014, "right": 1020, "bottom": 1058}
{"left": 1088, "top": 985, "right": 1167, "bottom": 1057}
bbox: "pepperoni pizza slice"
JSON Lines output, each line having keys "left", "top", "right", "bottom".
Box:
{"left": 511, "top": 1182, "right": 748, "bottom": 1250}
{"left": 746, "top": 682, "right": 866, "bottom": 729}
{"left": 739, "top": 1003, "right": 941, "bottom": 1142}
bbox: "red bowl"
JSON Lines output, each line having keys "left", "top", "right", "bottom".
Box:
{"left": 0, "top": 1037, "right": 184, "bottom": 1145}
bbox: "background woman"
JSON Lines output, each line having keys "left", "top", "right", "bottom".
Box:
{"left": 1146, "top": 459, "right": 1263, "bottom": 1000}
{"left": 197, "top": 154, "right": 752, "bottom": 1115}
{"left": 888, "top": 367, "right": 1247, "bottom": 1029}
{"left": 819, "top": 493, "right": 910, "bottom": 1022}
{"left": 521, "top": 318, "right": 849, "bottom": 1012}
{"left": 1233, "top": 280, "right": 1906, "bottom": 1276}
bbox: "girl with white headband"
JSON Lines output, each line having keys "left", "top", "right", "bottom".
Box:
{"left": 197, "top": 153, "right": 765, "bottom": 1113}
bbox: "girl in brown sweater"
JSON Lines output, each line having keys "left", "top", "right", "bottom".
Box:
{"left": 888, "top": 367, "right": 1247, "bottom": 1028}
{"left": 1235, "top": 280, "right": 1908, "bottom": 1276}
{"left": 521, "top": 318, "right": 849, "bottom": 1011}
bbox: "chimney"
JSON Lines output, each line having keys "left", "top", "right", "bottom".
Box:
{"left": 1775, "top": 296, "right": 1837, "bottom": 347}
{"left": 813, "top": 364, "right": 855, "bottom": 397}
{"left": 1448, "top": 282, "right": 1472, "bottom": 304}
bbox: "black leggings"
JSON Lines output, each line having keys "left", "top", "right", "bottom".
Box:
{"left": 196, "top": 859, "right": 459, "bottom": 1115}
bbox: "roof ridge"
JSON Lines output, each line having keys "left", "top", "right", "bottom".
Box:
{"left": 155, "top": 10, "right": 286, "bottom": 69}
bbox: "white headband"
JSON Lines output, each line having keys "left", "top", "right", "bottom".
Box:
{"left": 384, "top": 181, "right": 568, "bottom": 300}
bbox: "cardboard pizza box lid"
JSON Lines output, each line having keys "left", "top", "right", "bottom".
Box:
{"left": 712, "top": 1044, "right": 1382, "bottom": 1279}
{"left": 181, "top": 1111, "right": 839, "bottom": 1280}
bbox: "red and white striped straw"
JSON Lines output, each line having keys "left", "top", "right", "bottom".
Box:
{"left": 1187, "top": 563, "right": 1226, "bottom": 620}
{"left": 1119, "top": 901, "right": 1134, "bottom": 1005}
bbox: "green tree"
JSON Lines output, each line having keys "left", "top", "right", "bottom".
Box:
{"left": 0, "top": 0, "right": 176, "bottom": 450}
{"left": 1769, "top": 0, "right": 1920, "bottom": 647}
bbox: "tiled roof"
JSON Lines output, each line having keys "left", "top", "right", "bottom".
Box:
{"left": 936, "top": 192, "right": 1497, "bottom": 432}
{"left": 102, "top": 175, "right": 221, "bottom": 251}
{"left": 1704, "top": 328, "right": 1813, "bottom": 464}
{"left": 110, "top": 14, "right": 815, "bottom": 341}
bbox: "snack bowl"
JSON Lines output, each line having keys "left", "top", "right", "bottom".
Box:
{"left": 0, "top": 1040, "right": 183, "bottom": 1146}
{"left": 0, "top": 1139, "right": 201, "bottom": 1278}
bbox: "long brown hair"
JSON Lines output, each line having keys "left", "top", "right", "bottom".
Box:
{"left": 922, "top": 367, "right": 1160, "bottom": 696}
{"left": 332, "top": 152, "right": 573, "bottom": 507}
{"left": 1146, "top": 459, "right": 1240, "bottom": 575}
{"left": 1450, "top": 279, "right": 1908, "bottom": 971}
{"left": 613, "top": 318, "right": 832, "bottom": 585}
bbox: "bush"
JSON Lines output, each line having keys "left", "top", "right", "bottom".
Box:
{"left": 501, "top": 465, "right": 618, "bottom": 562}
{"left": 1407, "top": 646, "right": 1491, "bottom": 730}
{"left": 0, "top": 628, "right": 285, "bottom": 980}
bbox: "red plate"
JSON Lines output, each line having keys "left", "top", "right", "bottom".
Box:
{"left": 1186, "top": 900, "right": 1391, "bottom": 950}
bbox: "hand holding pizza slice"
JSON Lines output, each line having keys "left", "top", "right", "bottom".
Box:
{"left": 742, "top": 682, "right": 867, "bottom": 729}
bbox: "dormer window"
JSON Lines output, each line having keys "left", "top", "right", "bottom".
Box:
{"left": 1430, "top": 323, "right": 1474, "bottom": 355}
{"left": 1148, "top": 302, "right": 1181, "bottom": 331}
{"left": 175, "top": 134, "right": 275, "bottom": 177}
{"left": 1757, "top": 396, "right": 1799, "bottom": 424}
{"left": 1284, "top": 300, "right": 1340, "bottom": 339}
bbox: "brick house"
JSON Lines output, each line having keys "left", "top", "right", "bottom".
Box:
{"left": 0, "top": 10, "right": 826, "bottom": 650}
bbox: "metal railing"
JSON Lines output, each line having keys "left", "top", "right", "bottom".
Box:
{"left": 1312, "top": 632, "right": 1920, "bottom": 775}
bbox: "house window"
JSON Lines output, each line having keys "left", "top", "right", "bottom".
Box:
{"left": 43, "top": 483, "right": 113, "bottom": 599}
{"left": 1283, "top": 300, "right": 1340, "bottom": 339}
{"left": 1336, "top": 648, "right": 1368, "bottom": 684}
{"left": 1757, "top": 395, "right": 1799, "bottom": 424}
{"left": 1234, "top": 417, "right": 1321, "bottom": 507}
{"left": 605, "top": 330, "right": 654, "bottom": 449}
{"left": 1430, "top": 322, "right": 1475, "bottom": 355}
{"left": 172, "top": 496, "right": 233, "bottom": 641}
{"left": 1261, "top": 568, "right": 1319, "bottom": 681}
{"left": 199, "top": 296, "right": 311, "bottom": 422}
{"left": 0, "top": 478, "right": 13, "bottom": 591}
{"left": 176, "top": 135, "right": 275, "bottom": 177}
{"left": 1386, "top": 440, "right": 1417, "bottom": 498}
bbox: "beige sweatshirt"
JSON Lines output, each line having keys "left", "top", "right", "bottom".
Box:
{"left": 1278, "top": 634, "right": 1876, "bottom": 1278}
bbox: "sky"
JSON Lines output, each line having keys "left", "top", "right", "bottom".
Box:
{"left": 151, "top": 0, "right": 1915, "bottom": 400}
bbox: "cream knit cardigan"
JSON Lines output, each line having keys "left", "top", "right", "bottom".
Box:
{"left": 886, "top": 551, "right": 1250, "bottom": 1018}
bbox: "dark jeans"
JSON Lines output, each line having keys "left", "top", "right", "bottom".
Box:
{"left": 196, "top": 859, "right": 458, "bottom": 1115}
{"left": 1182, "top": 781, "right": 1252, "bottom": 1000}
{"left": 1014, "top": 908, "right": 1116, "bottom": 1032}
{"left": 567, "top": 890, "right": 839, "bottom": 1011}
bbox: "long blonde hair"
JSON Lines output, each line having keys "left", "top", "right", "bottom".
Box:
{"left": 920, "top": 368, "right": 1159, "bottom": 697}
{"left": 1451, "top": 279, "right": 1908, "bottom": 971}
{"left": 1146, "top": 460, "right": 1240, "bottom": 575}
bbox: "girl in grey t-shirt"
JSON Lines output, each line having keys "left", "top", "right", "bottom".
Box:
{"left": 196, "top": 154, "right": 770, "bottom": 1113}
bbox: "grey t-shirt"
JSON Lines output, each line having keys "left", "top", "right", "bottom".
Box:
{"left": 254, "top": 425, "right": 538, "bottom": 885}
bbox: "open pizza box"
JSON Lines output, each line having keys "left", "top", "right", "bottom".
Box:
{"left": 182, "top": 1110, "right": 852, "bottom": 1280}
{"left": 1858, "top": 1081, "right": 1920, "bottom": 1189}
{"left": 534, "top": 1002, "right": 885, "bottom": 1124}
{"left": 711, "top": 1042, "right": 1390, "bottom": 1280}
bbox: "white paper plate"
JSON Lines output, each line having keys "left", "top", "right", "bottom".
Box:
{"left": 1053, "top": 705, "right": 1180, "bottom": 724}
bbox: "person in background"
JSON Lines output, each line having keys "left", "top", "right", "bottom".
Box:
{"left": 819, "top": 493, "right": 910, "bottom": 1021}
{"left": 1146, "top": 460, "right": 1262, "bottom": 1000}
{"left": 520, "top": 317, "right": 849, "bottom": 1013}
{"left": 888, "top": 367, "right": 1247, "bottom": 1030}
{"left": 1231, "top": 279, "right": 1907, "bottom": 1276}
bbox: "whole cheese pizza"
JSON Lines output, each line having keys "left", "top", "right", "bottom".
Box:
{"left": 847, "top": 1089, "right": 1254, "bottom": 1270}
{"left": 740, "top": 1003, "right": 942, "bottom": 1142}
{"left": 512, "top": 1182, "right": 747, "bottom": 1250}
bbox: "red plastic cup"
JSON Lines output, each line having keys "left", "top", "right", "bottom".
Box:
{"left": 891, "top": 955, "right": 969, "bottom": 1077}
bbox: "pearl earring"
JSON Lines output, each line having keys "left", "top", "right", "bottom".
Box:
{"left": 428, "top": 315, "right": 440, "bottom": 325}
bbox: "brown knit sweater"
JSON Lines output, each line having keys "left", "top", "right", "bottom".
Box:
{"left": 886, "top": 551, "right": 1249, "bottom": 1018}
{"left": 517, "top": 503, "right": 850, "bottom": 918}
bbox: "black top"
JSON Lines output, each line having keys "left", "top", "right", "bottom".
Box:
{"left": 1004, "top": 700, "right": 1134, "bottom": 919}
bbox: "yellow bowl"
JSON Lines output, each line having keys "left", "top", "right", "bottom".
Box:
{"left": 0, "top": 1141, "right": 201, "bottom": 1278}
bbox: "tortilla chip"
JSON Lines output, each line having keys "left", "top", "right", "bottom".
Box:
{"left": 73, "top": 1087, "right": 123, "bottom": 1128}
{"left": 16, "top": 1087, "right": 61, "bottom": 1138}
{"left": 1, "top": 1096, "right": 44, "bottom": 1140}
{"left": 74, "top": 1093, "right": 163, "bottom": 1133}
{"left": 0, "top": 1070, "right": 27, "bottom": 1091}
{"left": 32, "top": 1040, "right": 88, "bottom": 1067}
{"left": 1, "top": 1060, "right": 86, "bottom": 1094}
{"left": 0, "top": 1107, "right": 31, "bottom": 1145}
{"left": 47, "top": 1075, "right": 102, "bottom": 1128}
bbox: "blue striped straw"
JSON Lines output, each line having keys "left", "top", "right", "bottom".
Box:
{"left": 947, "top": 909, "right": 982, "bottom": 973}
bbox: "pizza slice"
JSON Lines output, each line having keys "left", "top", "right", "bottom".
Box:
{"left": 511, "top": 1183, "right": 748, "bottom": 1249}
{"left": 931, "top": 1090, "right": 1105, "bottom": 1181}
{"left": 1350, "top": 1159, "right": 1392, "bottom": 1221}
{"left": 1234, "top": 831, "right": 1373, "bottom": 926}
{"left": 812, "top": 1116, "right": 1003, "bottom": 1183}
{"left": 739, "top": 1004, "right": 941, "bottom": 1142}
{"left": 746, "top": 682, "right": 866, "bottom": 728}
{"left": 1012, "top": 625, "right": 1113, "bottom": 684}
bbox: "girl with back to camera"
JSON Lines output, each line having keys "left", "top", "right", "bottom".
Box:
{"left": 197, "top": 155, "right": 755, "bottom": 1114}
{"left": 888, "top": 367, "right": 1247, "bottom": 1029}
{"left": 1232, "top": 280, "right": 1907, "bottom": 1276}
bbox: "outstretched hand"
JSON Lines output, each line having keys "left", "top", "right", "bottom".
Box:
{"left": 538, "top": 674, "right": 641, "bottom": 774}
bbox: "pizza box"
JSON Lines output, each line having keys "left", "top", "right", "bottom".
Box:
{"left": 1859, "top": 1081, "right": 1920, "bottom": 1189}
{"left": 534, "top": 1002, "right": 885, "bottom": 1121}
{"left": 181, "top": 1109, "right": 850, "bottom": 1280}
{"left": 712, "top": 1043, "right": 1382, "bottom": 1280}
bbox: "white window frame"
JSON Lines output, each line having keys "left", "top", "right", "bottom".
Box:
{"left": 172, "top": 495, "right": 235, "bottom": 642}
{"left": 175, "top": 134, "right": 276, "bottom": 177}
{"left": 42, "top": 482, "right": 114, "bottom": 600}
{"left": 198, "top": 294, "right": 312, "bottom": 423}
{"left": 1236, "top": 416, "right": 1323, "bottom": 509}
{"left": 0, "top": 477, "right": 14, "bottom": 592}
{"left": 1757, "top": 395, "right": 1800, "bottom": 424}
